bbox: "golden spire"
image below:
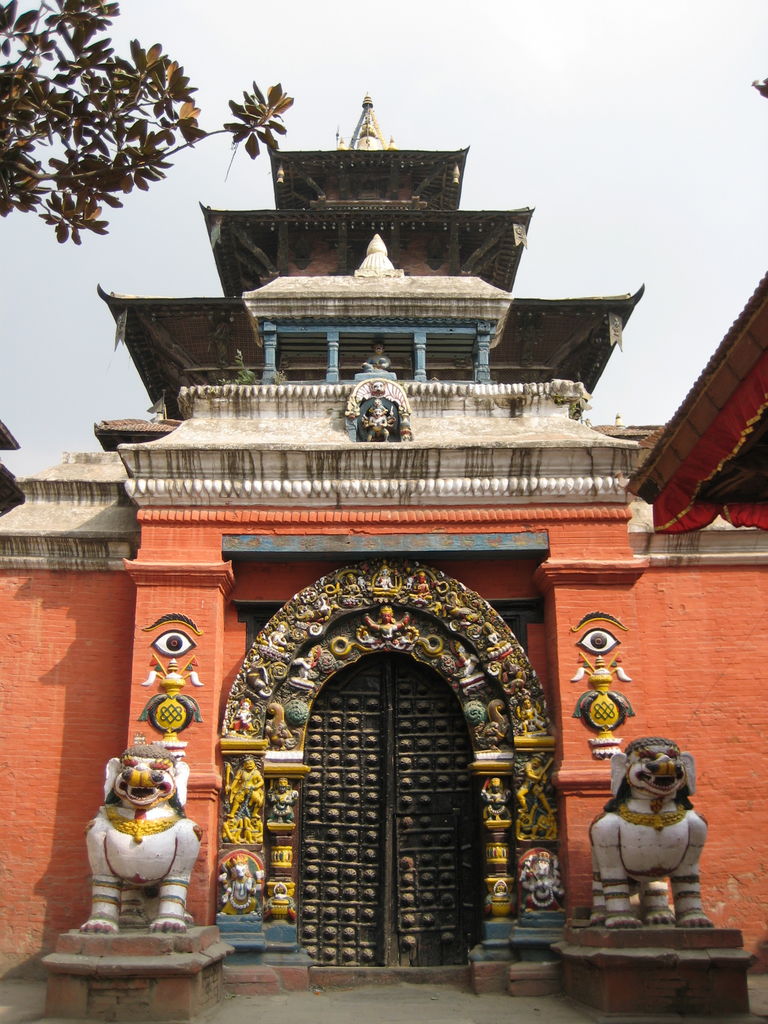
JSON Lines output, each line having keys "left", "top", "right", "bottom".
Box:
{"left": 349, "top": 95, "right": 390, "bottom": 151}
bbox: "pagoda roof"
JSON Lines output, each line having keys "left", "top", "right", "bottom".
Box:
{"left": 494, "top": 290, "right": 644, "bottom": 394}
{"left": 100, "top": 287, "right": 640, "bottom": 416}
{"left": 0, "top": 419, "right": 22, "bottom": 516}
{"left": 202, "top": 206, "right": 532, "bottom": 295}
{"left": 268, "top": 148, "right": 469, "bottom": 211}
{"left": 630, "top": 273, "right": 768, "bottom": 531}
{"left": 99, "top": 290, "right": 258, "bottom": 419}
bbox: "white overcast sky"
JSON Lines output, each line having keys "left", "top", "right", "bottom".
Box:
{"left": 2, "top": 0, "right": 766, "bottom": 475}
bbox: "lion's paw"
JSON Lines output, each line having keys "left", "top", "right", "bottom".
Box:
{"left": 80, "top": 918, "right": 119, "bottom": 934}
{"left": 676, "top": 912, "right": 714, "bottom": 928}
{"left": 643, "top": 910, "right": 675, "bottom": 926}
{"left": 150, "top": 916, "right": 188, "bottom": 933}
{"left": 605, "top": 914, "right": 642, "bottom": 929}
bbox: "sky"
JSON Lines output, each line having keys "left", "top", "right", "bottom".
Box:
{"left": 2, "top": 0, "right": 767, "bottom": 475}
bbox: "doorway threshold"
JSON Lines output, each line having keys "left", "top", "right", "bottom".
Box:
{"left": 309, "top": 965, "right": 471, "bottom": 990}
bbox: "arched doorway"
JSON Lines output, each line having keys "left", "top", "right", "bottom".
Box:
{"left": 300, "top": 653, "right": 480, "bottom": 967}
{"left": 218, "top": 559, "right": 558, "bottom": 967}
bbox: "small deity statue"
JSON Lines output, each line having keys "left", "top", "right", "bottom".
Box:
{"left": 223, "top": 756, "right": 265, "bottom": 844}
{"left": 409, "top": 569, "right": 433, "bottom": 607}
{"left": 361, "top": 342, "right": 392, "bottom": 374}
{"left": 361, "top": 397, "right": 396, "bottom": 442}
{"left": 514, "top": 694, "right": 548, "bottom": 736}
{"left": 219, "top": 854, "right": 264, "bottom": 916}
{"left": 362, "top": 605, "right": 415, "bottom": 649}
{"left": 519, "top": 849, "right": 564, "bottom": 913}
{"left": 453, "top": 642, "right": 485, "bottom": 693}
{"left": 267, "top": 777, "right": 299, "bottom": 824}
{"left": 287, "top": 655, "right": 318, "bottom": 693}
{"left": 230, "top": 697, "right": 258, "bottom": 736}
{"left": 259, "top": 621, "right": 291, "bottom": 660}
{"left": 481, "top": 775, "right": 512, "bottom": 825}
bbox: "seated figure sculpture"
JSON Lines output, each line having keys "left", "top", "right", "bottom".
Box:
{"left": 81, "top": 743, "right": 202, "bottom": 933}
{"left": 590, "top": 736, "right": 712, "bottom": 928}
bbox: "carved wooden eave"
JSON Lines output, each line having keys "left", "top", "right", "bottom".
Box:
{"left": 116, "top": 381, "right": 640, "bottom": 509}
{"left": 0, "top": 453, "right": 139, "bottom": 569}
{"left": 201, "top": 207, "right": 533, "bottom": 296}
{"left": 267, "top": 148, "right": 469, "bottom": 212}
{"left": 630, "top": 272, "right": 768, "bottom": 531}
{"left": 0, "top": 419, "right": 23, "bottom": 515}
{"left": 495, "top": 289, "right": 645, "bottom": 394}
{"left": 99, "top": 291, "right": 258, "bottom": 420}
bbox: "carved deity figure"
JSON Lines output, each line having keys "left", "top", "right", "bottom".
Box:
{"left": 590, "top": 737, "right": 712, "bottom": 928}
{"left": 219, "top": 853, "right": 264, "bottom": 916}
{"left": 516, "top": 754, "right": 557, "bottom": 840}
{"left": 481, "top": 775, "right": 511, "bottom": 824}
{"left": 519, "top": 849, "right": 564, "bottom": 913}
{"left": 514, "top": 694, "right": 548, "bottom": 736}
{"left": 268, "top": 777, "right": 299, "bottom": 824}
{"left": 81, "top": 743, "right": 201, "bottom": 933}
{"left": 230, "top": 697, "right": 258, "bottom": 736}
{"left": 361, "top": 397, "right": 396, "bottom": 442}
{"left": 453, "top": 642, "right": 485, "bottom": 693}
{"left": 222, "top": 756, "right": 265, "bottom": 845}
{"left": 362, "top": 605, "right": 414, "bottom": 648}
{"left": 361, "top": 342, "right": 392, "bottom": 374}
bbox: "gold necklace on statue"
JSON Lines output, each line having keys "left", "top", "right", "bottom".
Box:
{"left": 617, "top": 802, "right": 687, "bottom": 832}
{"left": 106, "top": 807, "right": 179, "bottom": 843}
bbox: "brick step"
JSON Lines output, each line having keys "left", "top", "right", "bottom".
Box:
{"left": 223, "top": 964, "right": 310, "bottom": 995}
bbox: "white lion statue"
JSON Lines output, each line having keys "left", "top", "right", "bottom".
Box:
{"left": 590, "top": 736, "right": 713, "bottom": 929}
{"left": 81, "top": 743, "right": 202, "bottom": 933}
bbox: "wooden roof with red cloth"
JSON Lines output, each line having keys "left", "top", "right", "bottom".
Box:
{"left": 630, "top": 273, "right": 768, "bottom": 532}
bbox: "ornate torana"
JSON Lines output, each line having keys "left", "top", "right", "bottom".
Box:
{"left": 222, "top": 559, "right": 551, "bottom": 757}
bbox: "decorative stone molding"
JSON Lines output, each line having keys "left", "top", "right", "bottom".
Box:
{"left": 0, "top": 453, "right": 138, "bottom": 570}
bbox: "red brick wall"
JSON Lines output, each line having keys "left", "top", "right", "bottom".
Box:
{"left": 0, "top": 570, "right": 135, "bottom": 975}
{"left": 3, "top": 508, "right": 765, "bottom": 974}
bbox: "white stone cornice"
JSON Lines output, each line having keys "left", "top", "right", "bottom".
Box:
{"left": 120, "top": 381, "right": 638, "bottom": 509}
{"left": 0, "top": 453, "right": 138, "bottom": 570}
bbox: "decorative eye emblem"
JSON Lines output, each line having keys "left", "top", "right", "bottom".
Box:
{"left": 151, "top": 630, "right": 197, "bottom": 658}
{"left": 576, "top": 628, "right": 620, "bottom": 656}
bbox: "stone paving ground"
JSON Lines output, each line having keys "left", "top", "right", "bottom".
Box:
{"left": 1, "top": 975, "right": 767, "bottom": 1024}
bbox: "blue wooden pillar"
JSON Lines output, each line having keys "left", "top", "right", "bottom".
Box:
{"left": 475, "top": 321, "right": 491, "bottom": 382}
{"left": 326, "top": 329, "right": 340, "bottom": 383}
{"left": 413, "top": 328, "right": 427, "bottom": 382}
{"left": 262, "top": 321, "right": 278, "bottom": 384}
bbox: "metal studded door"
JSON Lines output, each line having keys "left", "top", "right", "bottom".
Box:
{"left": 300, "top": 654, "right": 479, "bottom": 967}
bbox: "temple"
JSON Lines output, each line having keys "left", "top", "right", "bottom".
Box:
{"left": 1, "top": 97, "right": 766, "bottom": 991}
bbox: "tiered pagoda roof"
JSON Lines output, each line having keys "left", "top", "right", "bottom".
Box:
{"left": 101, "top": 96, "right": 642, "bottom": 425}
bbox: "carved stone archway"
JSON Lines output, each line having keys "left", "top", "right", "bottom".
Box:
{"left": 218, "top": 560, "right": 561, "bottom": 961}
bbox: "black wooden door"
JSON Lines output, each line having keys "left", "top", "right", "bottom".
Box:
{"left": 300, "top": 654, "right": 479, "bottom": 967}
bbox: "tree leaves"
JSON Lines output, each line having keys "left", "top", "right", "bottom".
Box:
{"left": 0, "top": 1, "right": 292, "bottom": 241}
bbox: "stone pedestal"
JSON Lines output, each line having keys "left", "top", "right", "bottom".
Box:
{"left": 553, "top": 925, "right": 754, "bottom": 1016}
{"left": 43, "top": 927, "right": 232, "bottom": 1021}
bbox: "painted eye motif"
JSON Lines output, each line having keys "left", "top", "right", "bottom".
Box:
{"left": 152, "top": 630, "right": 196, "bottom": 657}
{"left": 576, "top": 628, "right": 620, "bottom": 656}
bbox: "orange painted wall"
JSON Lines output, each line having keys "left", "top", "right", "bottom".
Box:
{"left": 0, "top": 570, "right": 135, "bottom": 975}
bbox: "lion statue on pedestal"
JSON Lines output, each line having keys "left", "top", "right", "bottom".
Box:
{"left": 81, "top": 743, "right": 202, "bottom": 934}
{"left": 590, "top": 736, "right": 713, "bottom": 929}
